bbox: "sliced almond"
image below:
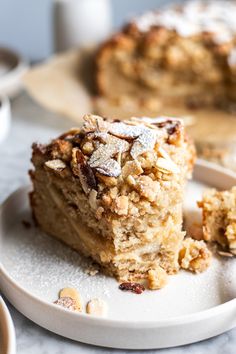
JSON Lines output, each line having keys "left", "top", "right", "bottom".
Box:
{"left": 88, "top": 135, "right": 129, "bottom": 169}
{"left": 54, "top": 297, "right": 78, "bottom": 311}
{"left": 45, "top": 159, "right": 66, "bottom": 171}
{"left": 71, "top": 148, "right": 97, "bottom": 194}
{"left": 131, "top": 116, "right": 181, "bottom": 125}
{"left": 108, "top": 122, "right": 143, "bottom": 139}
{"left": 86, "top": 298, "right": 108, "bottom": 317}
{"left": 218, "top": 250, "right": 234, "bottom": 257}
{"left": 158, "top": 147, "right": 171, "bottom": 160}
{"left": 156, "top": 157, "right": 179, "bottom": 174}
{"left": 59, "top": 287, "right": 83, "bottom": 312}
{"left": 229, "top": 248, "right": 236, "bottom": 256}
{"left": 130, "top": 129, "right": 157, "bottom": 159}
{"left": 82, "top": 114, "right": 109, "bottom": 133}
{"left": 75, "top": 149, "right": 97, "bottom": 194}
{"left": 96, "top": 159, "right": 121, "bottom": 177}
{"left": 58, "top": 128, "right": 81, "bottom": 140}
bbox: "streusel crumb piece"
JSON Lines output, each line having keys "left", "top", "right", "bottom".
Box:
{"left": 179, "top": 238, "right": 211, "bottom": 273}
{"left": 198, "top": 187, "right": 236, "bottom": 255}
{"left": 148, "top": 266, "right": 168, "bottom": 290}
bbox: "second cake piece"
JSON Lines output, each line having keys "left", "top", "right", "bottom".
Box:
{"left": 30, "top": 114, "right": 196, "bottom": 284}
{"left": 198, "top": 187, "right": 236, "bottom": 255}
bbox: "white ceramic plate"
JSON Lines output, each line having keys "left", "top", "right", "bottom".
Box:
{"left": 0, "top": 160, "right": 236, "bottom": 349}
{"left": 0, "top": 96, "right": 11, "bottom": 144}
{"left": 0, "top": 48, "right": 28, "bottom": 98}
{"left": 0, "top": 297, "right": 16, "bottom": 354}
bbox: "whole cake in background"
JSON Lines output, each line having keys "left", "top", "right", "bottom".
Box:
{"left": 96, "top": 0, "right": 236, "bottom": 111}
{"left": 30, "top": 114, "right": 211, "bottom": 290}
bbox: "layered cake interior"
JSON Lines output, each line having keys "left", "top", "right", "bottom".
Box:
{"left": 96, "top": 0, "right": 236, "bottom": 110}
{"left": 30, "top": 114, "right": 212, "bottom": 287}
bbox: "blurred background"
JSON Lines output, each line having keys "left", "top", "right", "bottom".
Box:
{"left": 0, "top": 0, "right": 177, "bottom": 61}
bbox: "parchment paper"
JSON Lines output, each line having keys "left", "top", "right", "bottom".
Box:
{"left": 23, "top": 49, "right": 95, "bottom": 124}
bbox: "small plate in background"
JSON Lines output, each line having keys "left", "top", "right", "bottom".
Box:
{"left": 0, "top": 297, "right": 16, "bottom": 354}
{"left": 0, "top": 96, "right": 11, "bottom": 144}
{"left": 0, "top": 48, "right": 28, "bottom": 98}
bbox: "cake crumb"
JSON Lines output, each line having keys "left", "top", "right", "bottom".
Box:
{"left": 85, "top": 263, "right": 100, "bottom": 276}
{"left": 179, "top": 238, "right": 212, "bottom": 273}
{"left": 148, "top": 266, "right": 168, "bottom": 290}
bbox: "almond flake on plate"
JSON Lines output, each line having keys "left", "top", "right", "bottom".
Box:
{"left": 86, "top": 298, "right": 108, "bottom": 317}
{"left": 54, "top": 297, "right": 78, "bottom": 311}
{"left": 218, "top": 250, "right": 234, "bottom": 257}
{"left": 57, "top": 287, "right": 83, "bottom": 312}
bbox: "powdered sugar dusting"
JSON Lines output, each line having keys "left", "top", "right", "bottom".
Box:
{"left": 1, "top": 211, "right": 112, "bottom": 304}
{"left": 1, "top": 184, "right": 236, "bottom": 322}
{"left": 134, "top": 0, "right": 236, "bottom": 44}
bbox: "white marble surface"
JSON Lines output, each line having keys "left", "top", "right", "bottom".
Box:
{"left": 1, "top": 93, "right": 236, "bottom": 354}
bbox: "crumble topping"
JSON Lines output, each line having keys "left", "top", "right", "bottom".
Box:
{"left": 39, "top": 114, "right": 190, "bottom": 220}
{"left": 133, "top": 1, "right": 236, "bottom": 44}
{"left": 31, "top": 113, "right": 196, "bottom": 286}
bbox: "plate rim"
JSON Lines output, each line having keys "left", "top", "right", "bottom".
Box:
{"left": 0, "top": 297, "right": 16, "bottom": 354}
{"left": 1, "top": 260, "right": 236, "bottom": 329}
{"left": 0, "top": 47, "right": 29, "bottom": 98}
{"left": 0, "top": 159, "right": 236, "bottom": 329}
{"left": 1, "top": 159, "right": 236, "bottom": 349}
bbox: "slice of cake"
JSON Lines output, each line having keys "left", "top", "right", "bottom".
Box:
{"left": 198, "top": 187, "right": 236, "bottom": 255}
{"left": 96, "top": 0, "right": 236, "bottom": 110}
{"left": 30, "top": 114, "right": 196, "bottom": 284}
